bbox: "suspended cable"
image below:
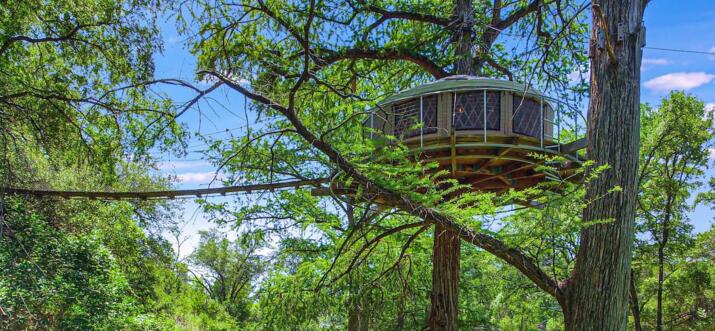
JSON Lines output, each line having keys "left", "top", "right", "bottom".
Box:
{"left": 644, "top": 46, "right": 715, "bottom": 55}
{"left": 1, "top": 178, "right": 330, "bottom": 201}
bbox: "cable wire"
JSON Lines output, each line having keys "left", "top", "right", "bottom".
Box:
{"left": 644, "top": 46, "right": 715, "bottom": 55}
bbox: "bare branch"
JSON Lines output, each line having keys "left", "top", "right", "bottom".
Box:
{"left": 0, "top": 21, "right": 111, "bottom": 56}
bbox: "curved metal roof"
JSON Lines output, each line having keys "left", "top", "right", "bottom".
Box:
{"left": 379, "top": 75, "right": 547, "bottom": 106}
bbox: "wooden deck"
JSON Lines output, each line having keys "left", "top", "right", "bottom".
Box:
{"left": 312, "top": 133, "right": 587, "bottom": 203}
{"left": 402, "top": 133, "right": 584, "bottom": 193}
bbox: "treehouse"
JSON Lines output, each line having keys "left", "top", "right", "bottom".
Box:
{"left": 364, "top": 75, "right": 586, "bottom": 194}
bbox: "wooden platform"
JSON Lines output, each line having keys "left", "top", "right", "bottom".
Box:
{"left": 404, "top": 133, "right": 584, "bottom": 194}
{"left": 311, "top": 134, "right": 586, "bottom": 203}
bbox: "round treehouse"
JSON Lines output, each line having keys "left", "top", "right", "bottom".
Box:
{"left": 364, "top": 75, "right": 586, "bottom": 194}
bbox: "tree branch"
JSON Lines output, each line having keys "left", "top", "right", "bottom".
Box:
{"left": 493, "top": 0, "right": 542, "bottom": 31}
{"left": 0, "top": 21, "right": 111, "bottom": 56}
{"left": 459, "top": 230, "right": 563, "bottom": 299}
{"left": 317, "top": 48, "right": 449, "bottom": 79}
{"left": 357, "top": 2, "right": 452, "bottom": 27}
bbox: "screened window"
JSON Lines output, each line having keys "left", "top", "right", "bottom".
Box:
{"left": 512, "top": 97, "right": 542, "bottom": 138}
{"left": 393, "top": 95, "right": 438, "bottom": 138}
{"left": 453, "top": 91, "right": 500, "bottom": 130}
{"left": 422, "top": 95, "right": 438, "bottom": 134}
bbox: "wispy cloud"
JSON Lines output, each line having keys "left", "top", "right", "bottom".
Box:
{"left": 644, "top": 72, "right": 715, "bottom": 92}
{"left": 176, "top": 172, "right": 224, "bottom": 183}
{"left": 709, "top": 148, "right": 715, "bottom": 160}
{"left": 709, "top": 47, "right": 715, "bottom": 60}
{"left": 642, "top": 58, "right": 670, "bottom": 65}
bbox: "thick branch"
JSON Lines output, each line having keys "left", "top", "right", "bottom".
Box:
{"left": 318, "top": 48, "right": 449, "bottom": 79}
{"left": 493, "top": 0, "right": 541, "bottom": 31}
{"left": 358, "top": 3, "right": 451, "bottom": 27}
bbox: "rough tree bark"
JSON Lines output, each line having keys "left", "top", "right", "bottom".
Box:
{"left": 452, "top": 0, "right": 475, "bottom": 76}
{"left": 561, "top": 0, "right": 645, "bottom": 329}
{"left": 428, "top": 1, "right": 473, "bottom": 329}
{"left": 429, "top": 224, "right": 461, "bottom": 330}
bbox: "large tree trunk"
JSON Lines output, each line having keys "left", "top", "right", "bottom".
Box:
{"left": 429, "top": 224, "right": 461, "bottom": 331}
{"left": 452, "top": 0, "right": 474, "bottom": 76}
{"left": 562, "top": 0, "right": 645, "bottom": 329}
{"left": 428, "top": 1, "right": 473, "bottom": 329}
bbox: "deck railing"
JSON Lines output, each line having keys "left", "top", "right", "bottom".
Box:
{"left": 369, "top": 88, "right": 585, "bottom": 157}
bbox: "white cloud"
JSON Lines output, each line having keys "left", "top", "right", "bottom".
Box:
{"left": 709, "top": 47, "right": 715, "bottom": 60}
{"left": 157, "top": 160, "right": 210, "bottom": 170}
{"left": 644, "top": 72, "right": 715, "bottom": 92}
{"left": 176, "top": 172, "right": 223, "bottom": 183}
{"left": 709, "top": 148, "right": 715, "bottom": 160}
{"left": 706, "top": 103, "right": 715, "bottom": 115}
{"left": 642, "top": 58, "right": 670, "bottom": 65}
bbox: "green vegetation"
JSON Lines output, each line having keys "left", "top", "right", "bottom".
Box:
{"left": 1, "top": 0, "right": 713, "bottom": 330}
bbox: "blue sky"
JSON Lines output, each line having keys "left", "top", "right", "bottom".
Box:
{"left": 151, "top": 1, "right": 715, "bottom": 254}
{"left": 640, "top": 0, "right": 715, "bottom": 235}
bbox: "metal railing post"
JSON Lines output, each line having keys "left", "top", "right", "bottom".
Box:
{"left": 540, "top": 96, "right": 544, "bottom": 148}
{"left": 573, "top": 111, "right": 578, "bottom": 138}
{"left": 452, "top": 92, "right": 457, "bottom": 131}
{"left": 420, "top": 95, "right": 424, "bottom": 149}
{"left": 573, "top": 110, "right": 579, "bottom": 161}
{"left": 483, "top": 90, "right": 487, "bottom": 143}
{"left": 557, "top": 101, "right": 561, "bottom": 153}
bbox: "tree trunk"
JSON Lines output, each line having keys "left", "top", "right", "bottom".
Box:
{"left": 656, "top": 202, "right": 672, "bottom": 331}
{"left": 630, "top": 269, "right": 643, "bottom": 331}
{"left": 348, "top": 307, "right": 360, "bottom": 331}
{"left": 429, "top": 224, "right": 461, "bottom": 331}
{"left": 347, "top": 308, "right": 369, "bottom": 331}
{"left": 428, "top": 1, "right": 473, "bottom": 329}
{"left": 562, "top": 0, "right": 645, "bottom": 329}
{"left": 347, "top": 296, "right": 369, "bottom": 331}
{"left": 452, "top": 0, "right": 474, "bottom": 76}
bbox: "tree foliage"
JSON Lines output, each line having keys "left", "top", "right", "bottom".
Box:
{"left": 1, "top": 0, "right": 713, "bottom": 330}
{"left": 631, "top": 91, "right": 715, "bottom": 330}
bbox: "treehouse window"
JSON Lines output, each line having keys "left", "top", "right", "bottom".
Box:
{"left": 512, "top": 97, "right": 542, "bottom": 138}
{"left": 453, "top": 91, "right": 500, "bottom": 130}
{"left": 422, "top": 95, "right": 438, "bottom": 134}
{"left": 393, "top": 95, "right": 438, "bottom": 138}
